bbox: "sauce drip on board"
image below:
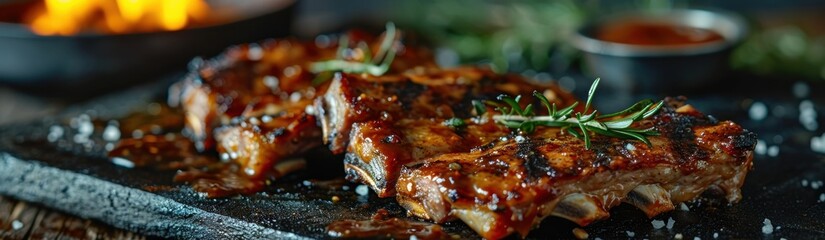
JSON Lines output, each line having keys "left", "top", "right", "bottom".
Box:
{"left": 105, "top": 103, "right": 271, "bottom": 198}
{"left": 326, "top": 209, "right": 448, "bottom": 239}
{"left": 597, "top": 20, "right": 724, "bottom": 46}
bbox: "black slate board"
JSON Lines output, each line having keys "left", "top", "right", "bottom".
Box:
{"left": 1, "top": 75, "right": 825, "bottom": 239}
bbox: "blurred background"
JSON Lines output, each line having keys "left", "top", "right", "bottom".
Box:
{"left": 0, "top": 0, "right": 823, "bottom": 125}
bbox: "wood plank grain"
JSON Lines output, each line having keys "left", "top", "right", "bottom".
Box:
{"left": 0, "top": 195, "right": 14, "bottom": 230}
{"left": 29, "top": 211, "right": 66, "bottom": 239}
{"left": 3, "top": 200, "right": 40, "bottom": 239}
{"left": 0, "top": 196, "right": 146, "bottom": 240}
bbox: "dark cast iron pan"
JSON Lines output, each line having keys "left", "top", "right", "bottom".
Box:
{"left": 0, "top": 0, "right": 295, "bottom": 98}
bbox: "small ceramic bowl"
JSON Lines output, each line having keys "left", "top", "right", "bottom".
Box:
{"left": 571, "top": 9, "right": 748, "bottom": 94}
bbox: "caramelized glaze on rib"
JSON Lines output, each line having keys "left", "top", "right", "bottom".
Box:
{"left": 396, "top": 98, "right": 756, "bottom": 239}
{"left": 166, "top": 30, "right": 436, "bottom": 197}
{"left": 316, "top": 67, "right": 578, "bottom": 197}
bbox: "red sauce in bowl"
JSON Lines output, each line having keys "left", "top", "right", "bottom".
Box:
{"left": 597, "top": 20, "right": 724, "bottom": 46}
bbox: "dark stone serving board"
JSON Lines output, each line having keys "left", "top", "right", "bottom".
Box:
{"left": 1, "top": 75, "right": 824, "bottom": 239}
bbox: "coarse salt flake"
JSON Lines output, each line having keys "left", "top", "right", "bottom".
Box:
{"left": 12, "top": 220, "right": 23, "bottom": 230}
{"left": 355, "top": 185, "right": 369, "bottom": 196}
{"left": 762, "top": 218, "right": 774, "bottom": 234}
{"left": 652, "top": 220, "right": 665, "bottom": 229}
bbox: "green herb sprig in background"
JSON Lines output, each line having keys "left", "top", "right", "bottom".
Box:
{"left": 310, "top": 22, "right": 398, "bottom": 82}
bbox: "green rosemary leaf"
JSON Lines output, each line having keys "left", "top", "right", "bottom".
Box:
{"left": 584, "top": 120, "right": 608, "bottom": 131}
{"left": 602, "top": 117, "right": 635, "bottom": 129}
{"left": 523, "top": 104, "right": 534, "bottom": 116}
{"left": 521, "top": 122, "right": 536, "bottom": 133}
{"left": 617, "top": 127, "right": 660, "bottom": 136}
{"left": 584, "top": 77, "right": 600, "bottom": 113}
{"left": 556, "top": 102, "right": 578, "bottom": 118}
{"left": 598, "top": 99, "right": 653, "bottom": 119}
{"left": 373, "top": 22, "right": 396, "bottom": 64}
{"left": 642, "top": 100, "right": 665, "bottom": 119}
{"left": 498, "top": 95, "right": 523, "bottom": 116}
{"left": 603, "top": 105, "right": 648, "bottom": 127}
{"left": 586, "top": 126, "right": 626, "bottom": 138}
{"left": 533, "top": 90, "right": 553, "bottom": 116}
{"left": 472, "top": 100, "right": 487, "bottom": 115}
{"left": 501, "top": 121, "right": 524, "bottom": 129}
{"left": 576, "top": 113, "right": 591, "bottom": 149}
{"left": 533, "top": 121, "right": 573, "bottom": 128}
{"left": 580, "top": 111, "right": 598, "bottom": 122}
{"left": 612, "top": 129, "right": 652, "bottom": 146}
{"left": 567, "top": 127, "right": 583, "bottom": 139}
{"left": 443, "top": 117, "right": 466, "bottom": 129}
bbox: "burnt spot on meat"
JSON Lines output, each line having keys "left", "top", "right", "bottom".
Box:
{"left": 396, "top": 81, "right": 427, "bottom": 111}
{"left": 730, "top": 130, "right": 758, "bottom": 158}
{"left": 733, "top": 130, "right": 758, "bottom": 150}
{"left": 516, "top": 138, "right": 556, "bottom": 180}
{"left": 655, "top": 107, "right": 710, "bottom": 169}
{"left": 589, "top": 139, "right": 614, "bottom": 169}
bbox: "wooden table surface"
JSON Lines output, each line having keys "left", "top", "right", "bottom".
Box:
{"left": 0, "top": 196, "right": 146, "bottom": 240}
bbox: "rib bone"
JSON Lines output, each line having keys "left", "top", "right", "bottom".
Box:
{"left": 624, "top": 184, "right": 675, "bottom": 218}
{"left": 551, "top": 193, "right": 610, "bottom": 226}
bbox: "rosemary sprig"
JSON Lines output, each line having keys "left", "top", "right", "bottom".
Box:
{"left": 310, "top": 22, "right": 398, "bottom": 79}
{"left": 489, "top": 78, "right": 664, "bottom": 149}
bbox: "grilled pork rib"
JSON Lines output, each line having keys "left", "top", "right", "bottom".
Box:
{"left": 169, "top": 39, "right": 334, "bottom": 152}
{"left": 396, "top": 99, "right": 757, "bottom": 239}
{"left": 167, "top": 31, "right": 436, "bottom": 196}
{"left": 315, "top": 67, "right": 578, "bottom": 197}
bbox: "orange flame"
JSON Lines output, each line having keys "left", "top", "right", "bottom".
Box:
{"left": 24, "top": 0, "right": 210, "bottom": 35}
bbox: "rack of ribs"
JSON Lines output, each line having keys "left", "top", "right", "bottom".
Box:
{"left": 108, "top": 25, "right": 759, "bottom": 238}
{"left": 395, "top": 98, "right": 757, "bottom": 239}
{"left": 167, "top": 30, "right": 436, "bottom": 196}
{"left": 314, "top": 67, "right": 579, "bottom": 197}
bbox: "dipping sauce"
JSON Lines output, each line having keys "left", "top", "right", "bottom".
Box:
{"left": 597, "top": 20, "right": 724, "bottom": 46}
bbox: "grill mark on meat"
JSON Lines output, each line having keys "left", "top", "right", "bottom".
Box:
{"left": 655, "top": 108, "right": 710, "bottom": 170}
{"left": 589, "top": 138, "right": 615, "bottom": 170}
{"left": 516, "top": 138, "right": 556, "bottom": 180}
{"left": 397, "top": 81, "right": 427, "bottom": 112}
